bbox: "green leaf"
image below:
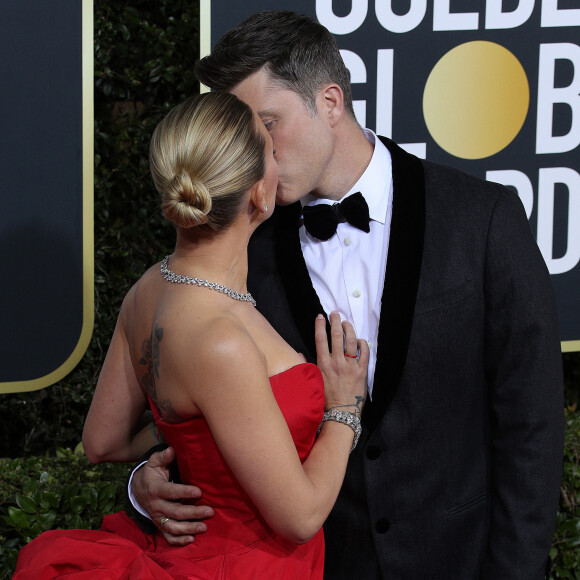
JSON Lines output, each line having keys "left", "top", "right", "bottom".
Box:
{"left": 558, "top": 518, "right": 580, "bottom": 535}
{"left": 81, "top": 486, "right": 98, "bottom": 510}
{"left": 22, "top": 481, "right": 39, "bottom": 497}
{"left": 97, "top": 484, "right": 117, "bottom": 513}
{"left": 37, "top": 511, "right": 57, "bottom": 530}
{"left": 69, "top": 495, "right": 87, "bottom": 515}
{"left": 70, "top": 514, "right": 84, "bottom": 529}
{"left": 55, "top": 448, "right": 73, "bottom": 460}
{"left": 39, "top": 491, "right": 60, "bottom": 510}
{"left": 6, "top": 507, "right": 33, "bottom": 531}
{"left": 15, "top": 495, "right": 37, "bottom": 514}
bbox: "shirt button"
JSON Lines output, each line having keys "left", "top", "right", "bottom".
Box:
{"left": 344, "top": 236, "right": 351, "bottom": 246}
{"left": 375, "top": 518, "right": 390, "bottom": 534}
{"left": 353, "top": 289, "right": 361, "bottom": 298}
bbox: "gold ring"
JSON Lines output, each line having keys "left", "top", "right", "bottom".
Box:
{"left": 344, "top": 353, "right": 357, "bottom": 358}
{"left": 160, "top": 516, "right": 170, "bottom": 530}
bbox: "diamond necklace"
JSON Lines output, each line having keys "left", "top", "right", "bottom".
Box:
{"left": 160, "top": 255, "right": 256, "bottom": 307}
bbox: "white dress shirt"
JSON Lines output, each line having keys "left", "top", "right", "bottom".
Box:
{"left": 300, "top": 130, "right": 393, "bottom": 397}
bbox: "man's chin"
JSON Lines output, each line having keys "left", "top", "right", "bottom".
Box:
{"left": 275, "top": 187, "right": 304, "bottom": 206}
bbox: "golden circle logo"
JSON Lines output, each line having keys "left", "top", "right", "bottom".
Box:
{"left": 423, "top": 41, "right": 530, "bottom": 160}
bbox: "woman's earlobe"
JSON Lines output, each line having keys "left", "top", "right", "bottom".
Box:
{"left": 249, "top": 178, "right": 267, "bottom": 211}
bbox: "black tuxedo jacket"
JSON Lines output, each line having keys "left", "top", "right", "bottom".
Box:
{"left": 247, "top": 137, "right": 564, "bottom": 579}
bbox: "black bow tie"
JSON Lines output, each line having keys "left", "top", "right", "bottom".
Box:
{"left": 302, "top": 192, "right": 370, "bottom": 241}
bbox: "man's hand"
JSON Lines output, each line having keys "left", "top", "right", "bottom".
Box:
{"left": 131, "top": 446, "right": 214, "bottom": 546}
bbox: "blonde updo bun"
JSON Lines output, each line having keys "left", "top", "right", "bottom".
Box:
{"left": 162, "top": 170, "right": 212, "bottom": 228}
{"left": 150, "top": 92, "right": 265, "bottom": 231}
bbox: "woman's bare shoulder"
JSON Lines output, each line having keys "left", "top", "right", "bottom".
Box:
{"left": 176, "top": 310, "right": 262, "bottom": 363}
{"left": 119, "top": 262, "right": 163, "bottom": 308}
{"left": 162, "top": 310, "right": 266, "bottom": 394}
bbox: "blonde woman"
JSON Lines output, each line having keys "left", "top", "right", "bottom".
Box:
{"left": 14, "top": 91, "right": 368, "bottom": 579}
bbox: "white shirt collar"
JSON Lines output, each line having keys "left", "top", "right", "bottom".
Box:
{"left": 301, "top": 129, "right": 391, "bottom": 225}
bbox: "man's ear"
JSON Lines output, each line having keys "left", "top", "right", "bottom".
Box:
{"left": 320, "top": 84, "right": 345, "bottom": 127}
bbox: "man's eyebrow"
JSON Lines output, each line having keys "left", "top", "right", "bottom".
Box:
{"left": 258, "top": 109, "right": 277, "bottom": 119}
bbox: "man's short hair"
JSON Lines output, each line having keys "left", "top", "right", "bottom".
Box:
{"left": 195, "top": 10, "right": 355, "bottom": 118}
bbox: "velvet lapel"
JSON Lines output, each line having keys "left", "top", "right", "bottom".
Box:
{"left": 362, "top": 137, "right": 426, "bottom": 434}
{"left": 273, "top": 202, "right": 328, "bottom": 363}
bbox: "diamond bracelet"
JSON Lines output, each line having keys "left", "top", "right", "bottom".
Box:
{"left": 317, "top": 409, "right": 362, "bottom": 453}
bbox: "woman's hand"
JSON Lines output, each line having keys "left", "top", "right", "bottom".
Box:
{"left": 314, "top": 312, "right": 369, "bottom": 417}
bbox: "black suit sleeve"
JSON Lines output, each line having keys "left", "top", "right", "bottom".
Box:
{"left": 124, "top": 443, "right": 170, "bottom": 534}
{"left": 481, "top": 188, "right": 564, "bottom": 579}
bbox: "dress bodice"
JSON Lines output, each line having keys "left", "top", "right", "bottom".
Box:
{"left": 149, "top": 362, "right": 325, "bottom": 555}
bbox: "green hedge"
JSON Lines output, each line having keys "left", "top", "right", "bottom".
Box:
{"left": 0, "top": 446, "right": 130, "bottom": 578}
{"left": 551, "top": 406, "right": 580, "bottom": 578}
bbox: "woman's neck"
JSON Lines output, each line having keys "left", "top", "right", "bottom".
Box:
{"left": 170, "top": 220, "right": 251, "bottom": 294}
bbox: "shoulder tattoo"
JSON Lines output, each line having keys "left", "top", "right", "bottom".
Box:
{"left": 139, "top": 324, "right": 183, "bottom": 422}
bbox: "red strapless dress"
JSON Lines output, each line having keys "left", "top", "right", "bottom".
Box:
{"left": 13, "top": 363, "right": 325, "bottom": 579}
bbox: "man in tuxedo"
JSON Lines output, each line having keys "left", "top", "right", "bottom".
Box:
{"left": 129, "top": 11, "right": 564, "bottom": 579}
